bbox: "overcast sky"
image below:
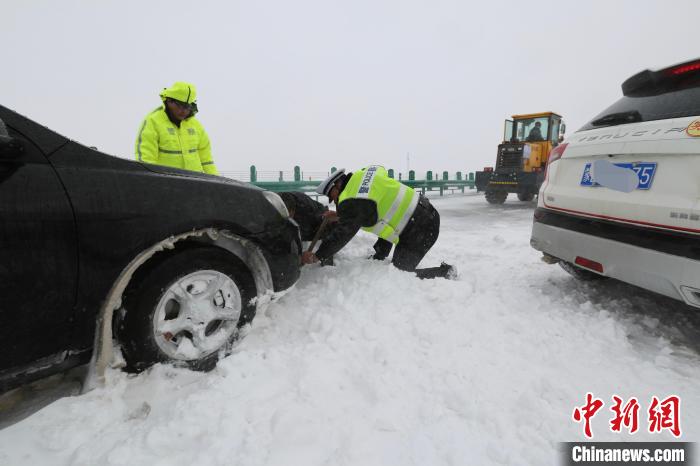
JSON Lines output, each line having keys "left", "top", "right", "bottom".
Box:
{"left": 3, "top": 0, "right": 697, "bottom": 178}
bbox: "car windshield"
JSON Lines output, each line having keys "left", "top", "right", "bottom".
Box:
{"left": 514, "top": 117, "right": 549, "bottom": 142}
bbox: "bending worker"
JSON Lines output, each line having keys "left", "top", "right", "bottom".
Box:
{"left": 135, "top": 81, "right": 218, "bottom": 174}
{"left": 302, "top": 165, "right": 455, "bottom": 279}
{"left": 279, "top": 191, "right": 336, "bottom": 266}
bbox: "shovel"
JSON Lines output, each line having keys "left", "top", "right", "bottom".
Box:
{"left": 307, "top": 216, "right": 330, "bottom": 253}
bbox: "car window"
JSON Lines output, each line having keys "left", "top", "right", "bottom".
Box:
{"left": 0, "top": 118, "right": 8, "bottom": 138}
{"left": 579, "top": 86, "right": 700, "bottom": 131}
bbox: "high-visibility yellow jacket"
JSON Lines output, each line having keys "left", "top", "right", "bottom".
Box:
{"left": 338, "top": 165, "right": 418, "bottom": 244}
{"left": 134, "top": 107, "right": 218, "bottom": 175}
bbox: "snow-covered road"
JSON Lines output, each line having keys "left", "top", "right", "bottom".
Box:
{"left": 1, "top": 193, "right": 699, "bottom": 465}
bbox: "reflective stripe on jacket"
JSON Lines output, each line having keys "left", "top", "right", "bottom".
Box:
{"left": 134, "top": 107, "right": 218, "bottom": 175}
{"left": 338, "top": 165, "right": 418, "bottom": 244}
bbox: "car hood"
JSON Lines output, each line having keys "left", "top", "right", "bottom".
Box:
{"left": 140, "top": 163, "right": 261, "bottom": 190}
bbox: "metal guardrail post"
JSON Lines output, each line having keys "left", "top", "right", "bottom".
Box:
{"left": 247, "top": 166, "right": 476, "bottom": 195}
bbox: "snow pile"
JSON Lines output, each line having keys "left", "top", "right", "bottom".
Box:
{"left": 1, "top": 193, "right": 698, "bottom": 465}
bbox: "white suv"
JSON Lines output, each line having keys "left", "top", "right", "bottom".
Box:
{"left": 530, "top": 58, "right": 700, "bottom": 307}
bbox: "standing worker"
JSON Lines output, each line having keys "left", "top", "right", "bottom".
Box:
{"left": 303, "top": 166, "right": 456, "bottom": 279}
{"left": 135, "top": 82, "right": 218, "bottom": 175}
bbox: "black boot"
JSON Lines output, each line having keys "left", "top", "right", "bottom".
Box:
{"left": 414, "top": 262, "right": 457, "bottom": 280}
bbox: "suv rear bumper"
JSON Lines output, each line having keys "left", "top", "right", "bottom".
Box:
{"left": 531, "top": 213, "right": 700, "bottom": 309}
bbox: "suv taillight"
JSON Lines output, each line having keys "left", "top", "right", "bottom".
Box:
{"left": 544, "top": 143, "right": 568, "bottom": 182}
{"left": 548, "top": 143, "right": 568, "bottom": 164}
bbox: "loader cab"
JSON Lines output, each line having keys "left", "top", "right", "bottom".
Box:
{"left": 504, "top": 112, "right": 564, "bottom": 145}
{"left": 503, "top": 112, "right": 565, "bottom": 172}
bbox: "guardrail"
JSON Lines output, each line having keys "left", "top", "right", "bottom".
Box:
{"left": 219, "top": 166, "right": 476, "bottom": 196}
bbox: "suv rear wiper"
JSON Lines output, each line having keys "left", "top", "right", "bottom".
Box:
{"left": 590, "top": 110, "right": 642, "bottom": 127}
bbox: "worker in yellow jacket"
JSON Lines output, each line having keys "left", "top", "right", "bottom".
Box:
{"left": 135, "top": 82, "right": 218, "bottom": 175}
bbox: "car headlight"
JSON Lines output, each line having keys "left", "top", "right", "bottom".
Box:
{"left": 262, "top": 191, "right": 290, "bottom": 218}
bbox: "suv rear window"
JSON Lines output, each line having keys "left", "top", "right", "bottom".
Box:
{"left": 579, "top": 86, "right": 700, "bottom": 132}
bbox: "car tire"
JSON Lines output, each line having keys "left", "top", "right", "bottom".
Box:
{"left": 517, "top": 192, "right": 534, "bottom": 202}
{"left": 559, "top": 261, "right": 606, "bottom": 281}
{"left": 485, "top": 190, "right": 507, "bottom": 204}
{"left": 118, "top": 247, "right": 257, "bottom": 373}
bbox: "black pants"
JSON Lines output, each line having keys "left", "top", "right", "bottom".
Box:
{"left": 373, "top": 196, "right": 440, "bottom": 272}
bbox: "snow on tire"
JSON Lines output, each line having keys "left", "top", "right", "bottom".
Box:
{"left": 117, "top": 247, "right": 257, "bottom": 373}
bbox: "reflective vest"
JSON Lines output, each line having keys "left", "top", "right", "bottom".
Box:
{"left": 338, "top": 165, "right": 419, "bottom": 244}
{"left": 134, "top": 107, "right": 218, "bottom": 175}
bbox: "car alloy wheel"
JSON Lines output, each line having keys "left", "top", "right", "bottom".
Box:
{"left": 118, "top": 247, "right": 256, "bottom": 372}
{"left": 153, "top": 270, "right": 242, "bottom": 361}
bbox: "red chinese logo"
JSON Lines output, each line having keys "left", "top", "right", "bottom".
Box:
{"left": 573, "top": 393, "right": 604, "bottom": 438}
{"left": 648, "top": 395, "right": 681, "bottom": 438}
{"left": 610, "top": 396, "right": 639, "bottom": 434}
{"left": 572, "top": 394, "right": 682, "bottom": 438}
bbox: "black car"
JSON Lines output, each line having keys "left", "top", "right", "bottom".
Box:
{"left": 0, "top": 105, "right": 301, "bottom": 392}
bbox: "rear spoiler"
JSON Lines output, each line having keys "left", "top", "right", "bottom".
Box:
{"left": 622, "top": 58, "right": 700, "bottom": 97}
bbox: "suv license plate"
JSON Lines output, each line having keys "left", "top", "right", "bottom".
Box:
{"left": 580, "top": 162, "right": 657, "bottom": 190}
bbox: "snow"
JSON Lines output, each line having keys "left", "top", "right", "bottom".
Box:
{"left": 1, "top": 193, "right": 699, "bottom": 465}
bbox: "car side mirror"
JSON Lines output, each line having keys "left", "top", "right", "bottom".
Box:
{"left": 560, "top": 123, "right": 566, "bottom": 134}
{"left": 0, "top": 135, "right": 24, "bottom": 159}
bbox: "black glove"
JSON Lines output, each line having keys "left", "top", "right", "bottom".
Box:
{"left": 372, "top": 238, "right": 392, "bottom": 260}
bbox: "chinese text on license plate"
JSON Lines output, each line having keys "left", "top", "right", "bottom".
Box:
{"left": 580, "top": 162, "right": 657, "bottom": 190}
